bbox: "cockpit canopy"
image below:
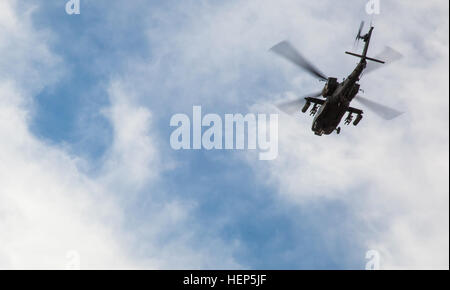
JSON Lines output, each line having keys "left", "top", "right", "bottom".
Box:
{"left": 322, "top": 77, "right": 338, "bottom": 97}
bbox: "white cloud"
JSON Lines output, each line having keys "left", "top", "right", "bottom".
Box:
{"left": 100, "top": 81, "right": 160, "bottom": 189}
{"left": 0, "top": 0, "right": 241, "bottom": 269}
{"left": 0, "top": 1, "right": 133, "bottom": 269}
{"left": 0, "top": 79, "right": 133, "bottom": 268}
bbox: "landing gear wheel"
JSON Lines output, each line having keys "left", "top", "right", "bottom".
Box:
{"left": 336, "top": 127, "right": 341, "bottom": 135}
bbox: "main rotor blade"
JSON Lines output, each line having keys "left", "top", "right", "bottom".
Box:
{"left": 275, "top": 91, "right": 322, "bottom": 115}
{"left": 365, "top": 46, "right": 403, "bottom": 74}
{"left": 270, "top": 41, "right": 328, "bottom": 81}
{"left": 355, "top": 95, "right": 403, "bottom": 120}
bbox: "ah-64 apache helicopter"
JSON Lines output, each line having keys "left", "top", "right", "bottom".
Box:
{"left": 271, "top": 22, "right": 403, "bottom": 136}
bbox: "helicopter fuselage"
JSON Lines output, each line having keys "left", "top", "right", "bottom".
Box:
{"left": 311, "top": 60, "right": 366, "bottom": 136}
{"left": 272, "top": 24, "right": 397, "bottom": 135}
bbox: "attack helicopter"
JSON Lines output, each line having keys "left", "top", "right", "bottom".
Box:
{"left": 271, "top": 22, "right": 403, "bottom": 135}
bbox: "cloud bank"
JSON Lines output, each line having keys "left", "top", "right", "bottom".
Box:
{"left": 0, "top": 0, "right": 448, "bottom": 269}
{"left": 0, "top": 0, "right": 240, "bottom": 269}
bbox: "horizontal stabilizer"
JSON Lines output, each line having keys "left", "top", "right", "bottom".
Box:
{"left": 345, "top": 51, "right": 385, "bottom": 64}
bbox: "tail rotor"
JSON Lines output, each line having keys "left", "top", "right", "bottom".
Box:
{"left": 354, "top": 21, "right": 365, "bottom": 48}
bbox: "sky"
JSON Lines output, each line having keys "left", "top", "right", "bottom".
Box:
{"left": 0, "top": 0, "right": 448, "bottom": 269}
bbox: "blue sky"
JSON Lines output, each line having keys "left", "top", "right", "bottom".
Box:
{"left": 0, "top": 0, "right": 448, "bottom": 269}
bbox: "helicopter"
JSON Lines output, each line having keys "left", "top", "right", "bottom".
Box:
{"left": 270, "top": 22, "right": 403, "bottom": 136}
